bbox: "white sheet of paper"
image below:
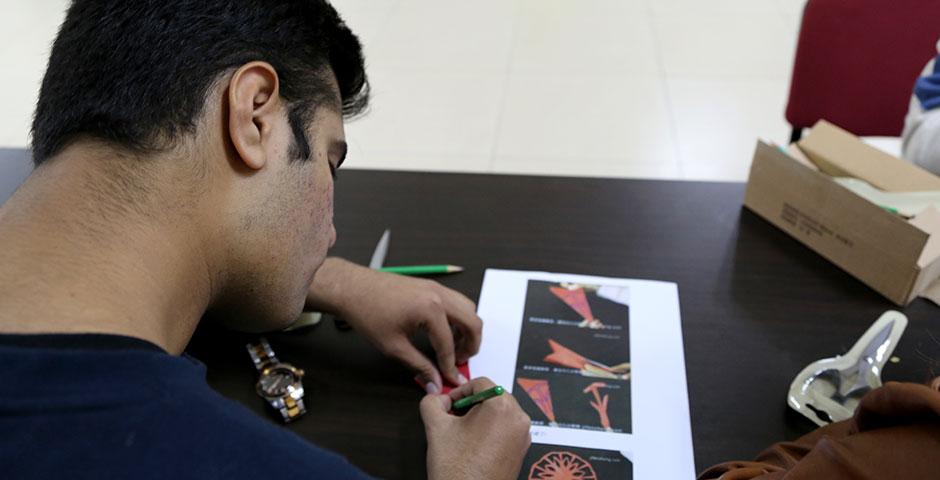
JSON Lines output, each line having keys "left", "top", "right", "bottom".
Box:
{"left": 473, "top": 269, "right": 694, "bottom": 479}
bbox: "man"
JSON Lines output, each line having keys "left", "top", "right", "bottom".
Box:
{"left": 0, "top": 1, "right": 531, "bottom": 478}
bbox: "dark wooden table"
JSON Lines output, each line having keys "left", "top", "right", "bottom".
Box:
{"left": 186, "top": 169, "right": 940, "bottom": 479}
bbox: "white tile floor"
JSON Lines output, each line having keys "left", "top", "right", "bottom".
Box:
{"left": 0, "top": 0, "right": 811, "bottom": 182}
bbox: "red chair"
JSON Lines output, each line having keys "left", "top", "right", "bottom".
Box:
{"left": 786, "top": 0, "right": 940, "bottom": 142}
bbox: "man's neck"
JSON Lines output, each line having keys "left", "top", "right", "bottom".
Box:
{"left": 0, "top": 148, "right": 215, "bottom": 354}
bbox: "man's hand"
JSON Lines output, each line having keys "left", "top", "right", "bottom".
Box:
{"left": 420, "top": 377, "right": 531, "bottom": 480}
{"left": 306, "top": 258, "right": 482, "bottom": 393}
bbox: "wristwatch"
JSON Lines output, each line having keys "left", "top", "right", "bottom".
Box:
{"left": 246, "top": 338, "right": 307, "bottom": 423}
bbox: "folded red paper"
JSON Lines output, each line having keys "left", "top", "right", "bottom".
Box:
{"left": 414, "top": 363, "right": 471, "bottom": 394}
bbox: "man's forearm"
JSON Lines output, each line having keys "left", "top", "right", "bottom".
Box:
{"left": 305, "top": 257, "right": 373, "bottom": 314}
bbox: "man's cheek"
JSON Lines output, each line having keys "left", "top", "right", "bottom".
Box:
{"left": 323, "top": 180, "right": 335, "bottom": 234}
{"left": 325, "top": 177, "right": 334, "bottom": 214}
{"left": 313, "top": 178, "right": 335, "bottom": 248}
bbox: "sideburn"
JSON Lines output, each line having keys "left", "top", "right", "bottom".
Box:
{"left": 287, "top": 103, "right": 313, "bottom": 163}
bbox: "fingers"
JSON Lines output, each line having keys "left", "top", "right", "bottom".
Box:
{"left": 447, "top": 376, "right": 498, "bottom": 402}
{"left": 440, "top": 290, "right": 483, "bottom": 364}
{"left": 419, "top": 394, "right": 453, "bottom": 429}
{"left": 387, "top": 339, "right": 443, "bottom": 394}
{"left": 425, "top": 305, "right": 464, "bottom": 388}
{"left": 462, "top": 382, "right": 532, "bottom": 451}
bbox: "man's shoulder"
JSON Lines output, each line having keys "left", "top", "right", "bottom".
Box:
{"left": 152, "top": 383, "right": 372, "bottom": 479}
{"left": 0, "top": 344, "right": 371, "bottom": 480}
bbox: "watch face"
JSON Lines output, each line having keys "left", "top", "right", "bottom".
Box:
{"left": 258, "top": 366, "right": 300, "bottom": 397}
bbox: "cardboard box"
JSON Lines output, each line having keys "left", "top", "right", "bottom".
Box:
{"left": 798, "top": 121, "right": 940, "bottom": 191}
{"left": 744, "top": 120, "right": 940, "bottom": 306}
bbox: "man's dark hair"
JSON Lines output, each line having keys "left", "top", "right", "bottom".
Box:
{"left": 31, "top": 0, "right": 369, "bottom": 166}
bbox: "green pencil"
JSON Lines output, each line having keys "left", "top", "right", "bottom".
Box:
{"left": 452, "top": 385, "right": 505, "bottom": 411}
{"left": 379, "top": 265, "right": 464, "bottom": 276}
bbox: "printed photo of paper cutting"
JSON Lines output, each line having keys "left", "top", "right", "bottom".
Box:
{"left": 515, "top": 373, "right": 630, "bottom": 433}
{"left": 543, "top": 339, "right": 630, "bottom": 380}
{"left": 516, "top": 377, "right": 557, "bottom": 424}
{"left": 518, "top": 443, "right": 633, "bottom": 480}
{"left": 516, "top": 281, "right": 630, "bottom": 381}
{"left": 512, "top": 280, "right": 632, "bottom": 433}
{"left": 549, "top": 286, "right": 604, "bottom": 329}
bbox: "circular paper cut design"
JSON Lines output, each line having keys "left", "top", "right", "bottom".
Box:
{"left": 528, "top": 451, "right": 597, "bottom": 480}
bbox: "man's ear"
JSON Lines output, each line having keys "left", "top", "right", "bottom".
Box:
{"left": 227, "top": 61, "right": 281, "bottom": 171}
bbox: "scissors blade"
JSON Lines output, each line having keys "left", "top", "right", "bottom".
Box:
{"left": 369, "top": 229, "right": 390, "bottom": 269}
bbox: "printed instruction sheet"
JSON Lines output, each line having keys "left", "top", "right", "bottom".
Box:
{"left": 473, "top": 269, "right": 694, "bottom": 479}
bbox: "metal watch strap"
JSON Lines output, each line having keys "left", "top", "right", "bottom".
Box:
{"left": 246, "top": 338, "right": 306, "bottom": 422}
{"left": 278, "top": 395, "right": 306, "bottom": 422}
{"left": 246, "top": 338, "right": 279, "bottom": 372}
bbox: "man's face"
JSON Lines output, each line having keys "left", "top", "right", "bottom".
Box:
{"left": 213, "top": 102, "right": 346, "bottom": 332}
{"left": 281, "top": 106, "right": 345, "bottom": 302}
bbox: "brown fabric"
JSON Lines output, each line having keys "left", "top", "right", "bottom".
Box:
{"left": 698, "top": 378, "right": 940, "bottom": 480}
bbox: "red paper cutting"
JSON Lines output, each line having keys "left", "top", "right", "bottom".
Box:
{"left": 549, "top": 286, "right": 594, "bottom": 321}
{"left": 543, "top": 339, "right": 589, "bottom": 370}
{"left": 583, "top": 382, "right": 612, "bottom": 431}
{"left": 528, "top": 451, "right": 598, "bottom": 480}
{"left": 516, "top": 378, "right": 556, "bottom": 422}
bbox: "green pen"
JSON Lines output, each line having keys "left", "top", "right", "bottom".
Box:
{"left": 452, "top": 385, "right": 505, "bottom": 411}
{"left": 379, "top": 265, "right": 464, "bottom": 276}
